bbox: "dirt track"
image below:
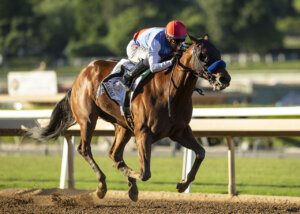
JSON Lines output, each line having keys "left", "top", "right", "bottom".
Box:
{"left": 1, "top": 188, "right": 300, "bottom": 214}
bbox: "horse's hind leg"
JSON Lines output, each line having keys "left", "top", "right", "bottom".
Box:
{"left": 76, "top": 104, "right": 107, "bottom": 199}
{"left": 170, "top": 125, "right": 205, "bottom": 193}
{"left": 108, "top": 125, "right": 138, "bottom": 201}
{"left": 109, "top": 124, "right": 132, "bottom": 169}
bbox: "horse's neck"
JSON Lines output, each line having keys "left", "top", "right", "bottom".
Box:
{"left": 173, "top": 51, "right": 196, "bottom": 97}
{"left": 168, "top": 52, "right": 197, "bottom": 109}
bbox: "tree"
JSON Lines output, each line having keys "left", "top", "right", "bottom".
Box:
{"left": 105, "top": 7, "right": 143, "bottom": 55}
{"left": 0, "top": 0, "right": 37, "bottom": 57}
{"left": 33, "top": 0, "right": 76, "bottom": 57}
{"left": 198, "top": 0, "right": 284, "bottom": 52}
{"left": 277, "top": 0, "right": 300, "bottom": 35}
{"left": 0, "top": 0, "right": 296, "bottom": 58}
{"left": 73, "top": 0, "right": 107, "bottom": 42}
{"left": 174, "top": 6, "right": 206, "bottom": 39}
{"left": 104, "top": 0, "right": 202, "bottom": 55}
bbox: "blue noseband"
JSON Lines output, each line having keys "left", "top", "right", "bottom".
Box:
{"left": 207, "top": 60, "right": 226, "bottom": 74}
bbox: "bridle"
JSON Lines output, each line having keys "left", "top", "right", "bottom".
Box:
{"left": 177, "top": 43, "right": 213, "bottom": 81}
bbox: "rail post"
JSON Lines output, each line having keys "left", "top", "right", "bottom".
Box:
{"left": 182, "top": 148, "right": 194, "bottom": 193}
{"left": 226, "top": 136, "right": 236, "bottom": 195}
{"left": 59, "top": 136, "right": 76, "bottom": 189}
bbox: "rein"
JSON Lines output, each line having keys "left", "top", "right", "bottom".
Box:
{"left": 168, "top": 65, "right": 176, "bottom": 118}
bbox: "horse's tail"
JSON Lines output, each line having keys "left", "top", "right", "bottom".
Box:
{"left": 25, "top": 89, "right": 76, "bottom": 142}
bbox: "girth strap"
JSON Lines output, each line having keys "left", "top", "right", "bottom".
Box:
{"left": 123, "top": 90, "right": 135, "bottom": 132}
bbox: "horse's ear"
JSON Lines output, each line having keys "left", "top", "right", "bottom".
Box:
{"left": 204, "top": 34, "right": 209, "bottom": 41}
{"left": 188, "top": 34, "right": 198, "bottom": 44}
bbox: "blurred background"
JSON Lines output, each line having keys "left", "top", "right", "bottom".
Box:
{"left": 0, "top": 0, "right": 300, "bottom": 159}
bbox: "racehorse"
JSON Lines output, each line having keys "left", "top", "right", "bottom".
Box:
{"left": 26, "top": 35, "right": 231, "bottom": 201}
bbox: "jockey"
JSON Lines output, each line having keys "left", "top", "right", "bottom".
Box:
{"left": 120, "top": 20, "right": 188, "bottom": 90}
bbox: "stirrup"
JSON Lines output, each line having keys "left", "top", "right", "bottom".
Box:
{"left": 119, "top": 80, "right": 130, "bottom": 91}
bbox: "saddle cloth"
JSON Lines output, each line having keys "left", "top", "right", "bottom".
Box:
{"left": 97, "top": 59, "right": 150, "bottom": 115}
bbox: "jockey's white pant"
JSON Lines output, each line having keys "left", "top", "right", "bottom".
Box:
{"left": 126, "top": 40, "right": 173, "bottom": 72}
{"left": 126, "top": 40, "right": 148, "bottom": 64}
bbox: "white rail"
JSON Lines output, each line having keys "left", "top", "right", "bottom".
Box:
{"left": 0, "top": 110, "right": 52, "bottom": 118}
{"left": 1, "top": 106, "right": 299, "bottom": 118}
{"left": 192, "top": 106, "right": 300, "bottom": 117}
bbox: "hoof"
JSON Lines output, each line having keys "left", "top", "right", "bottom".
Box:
{"left": 128, "top": 187, "right": 138, "bottom": 202}
{"left": 176, "top": 180, "right": 189, "bottom": 193}
{"left": 96, "top": 183, "right": 107, "bottom": 199}
{"left": 128, "top": 177, "right": 138, "bottom": 202}
{"left": 140, "top": 172, "right": 151, "bottom": 181}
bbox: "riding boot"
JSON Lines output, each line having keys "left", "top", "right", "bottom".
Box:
{"left": 120, "top": 60, "right": 148, "bottom": 90}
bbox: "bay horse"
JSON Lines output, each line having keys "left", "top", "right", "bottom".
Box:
{"left": 26, "top": 35, "right": 231, "bottom": 201}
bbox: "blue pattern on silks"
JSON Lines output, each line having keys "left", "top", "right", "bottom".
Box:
{"left": 207, "top": 60, "right": 226, "bottom": 74}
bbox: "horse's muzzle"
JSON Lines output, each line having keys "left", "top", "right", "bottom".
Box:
{"left": 219, "top": 74, "right": 231, "bottom": 89}
{"left": 211, "top": 69, "right": 231, "bottom": 91}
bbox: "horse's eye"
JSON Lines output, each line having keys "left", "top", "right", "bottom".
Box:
{"left": 199, "top": 53, "right": 206, "bottom": 62}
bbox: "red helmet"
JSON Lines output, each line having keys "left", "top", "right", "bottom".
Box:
{"left": 165, "top": 20, "right": 187, "bottom": 39}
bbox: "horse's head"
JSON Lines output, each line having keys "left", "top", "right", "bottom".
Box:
{"left": 183, "top": 35, "right": 231, "bottom": 90}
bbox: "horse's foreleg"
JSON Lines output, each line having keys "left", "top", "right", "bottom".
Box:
{"left": 124, "top": 133, "right": 152, "bottom": 182}
{"left": 170, "top": 125, "right": 205, "bottom": 193}
{"left": 108, "top": 125, "right": 138, "bottom": 201}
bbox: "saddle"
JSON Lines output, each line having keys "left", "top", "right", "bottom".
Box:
{"left": 98, "top": 59, "right": 151, "bottom": 132}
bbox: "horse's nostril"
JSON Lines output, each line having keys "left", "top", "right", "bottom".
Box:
{"left": 219, "top": 76, "right": 227, "bottom": 84}
{"left": 220, "top": 75, "right": 231, "bottom": 84}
